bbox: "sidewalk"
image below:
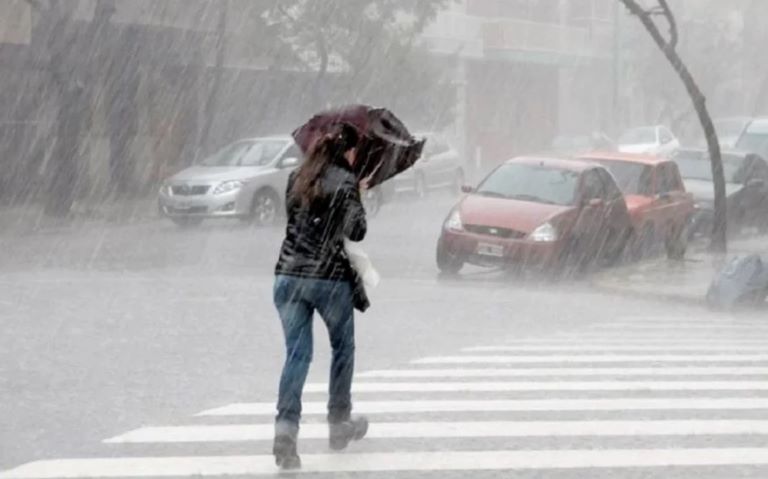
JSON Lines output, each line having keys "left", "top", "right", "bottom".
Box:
{"left": 592, "top": 237, "right": 768, "bottom": 305}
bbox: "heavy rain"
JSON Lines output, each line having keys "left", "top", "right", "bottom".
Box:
{"left": 2, "top": 0, "right": 768, "bottom": 477}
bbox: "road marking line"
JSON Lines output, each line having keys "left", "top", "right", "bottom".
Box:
{"left": 465, "top": 345, "right": 768, "bottom": 352}
{"left": 104, "top": 420, "right": 768, "bottom": 444}
{"left": 5, "top": 448, "right": 768, "bottom": 477}
{"left": 412, "top": 354, "right": 768, "bottom": 364}
{"left": 358, "top": 366, "right": 768, "bottom": 378}
{"left": 592, "top": 324, "right": 768, "bottom": 330}
{"left": 501, "top": 338, "right": 768, "bottom": 344}
{"left": 303, "top": 380, "right": 768, "bottom": 393}
{"left": 197, "top": 397, "right": 768, "bottom": 417}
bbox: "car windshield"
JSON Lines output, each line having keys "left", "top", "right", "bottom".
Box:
{"left": 200, "top": 140, "right": 287, "bottom": 167}
{"left": 675, "top": 155, "right": 744, "bottom": 183}
{"left": 591, "top": 160, "right": 652, "bottom": 195}
{"left": 715, "top": 119, "right": 748, "bottom": 137}
{"left": 476, "top": 163, "right": 579, "bottom": 206}
{"left": 619, "top": 127, "right": 656, "bottom": 144}
{"left": 735, "top": 132, "right": 768, "bottom": 159}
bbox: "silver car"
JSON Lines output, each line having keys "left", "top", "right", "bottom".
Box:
{"left": 158, "top": 136, "right": 302, "bottom": 227}
{"left": 392, "top": 132, "right": 464, "bottom": 198}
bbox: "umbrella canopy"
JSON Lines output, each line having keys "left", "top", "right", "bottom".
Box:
{"left": 292, "top": 105, "right": 425, "bottom": 188}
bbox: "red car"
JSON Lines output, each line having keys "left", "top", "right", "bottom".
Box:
{"left": 436, "top": 157, "right": 633, "bottom": 275}
{"left": 578, "top": 152, "right": 694, "bottom": 259}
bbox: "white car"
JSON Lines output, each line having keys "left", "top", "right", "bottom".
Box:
{"left": 158, "top": 136, "right": 302, "bottom": 227}
{"left": 392, "top": 132, "right": 464, "bottom": 198}
{"left": 617, "top": 125, "right": 679, "bottom": 156}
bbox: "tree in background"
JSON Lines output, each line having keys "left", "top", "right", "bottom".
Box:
{"left": 618, "top": 0, "right": 727, "bottom": 252}
{"left": 266, "top": 0, "right": 456, "bottom": 128}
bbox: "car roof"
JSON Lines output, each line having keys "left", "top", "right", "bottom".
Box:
{"left": 578, "top": 151, "right": 667, "bottom": 166}
{"left": 505, "top": 156, "right": 597, "bottom": 172}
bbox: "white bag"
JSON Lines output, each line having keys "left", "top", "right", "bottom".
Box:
{"left": 343, "top": 239, "right": 380, "bottom": 290}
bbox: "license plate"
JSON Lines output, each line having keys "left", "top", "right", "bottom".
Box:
{"left": 476, "top": 242, "right": 504, "bottom": 257}
{"left": 176, "top": 202, "right": 191, "bottom": 210}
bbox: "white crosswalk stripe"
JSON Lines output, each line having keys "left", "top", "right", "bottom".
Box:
{"left": 3, "top": 315, "right": 768, "bottom": 477}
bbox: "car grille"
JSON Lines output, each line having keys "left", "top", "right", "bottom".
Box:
{"left": 171, "top": 185, "right": 210, "bottom": 196}
{"left": 465, "top": 224, "right": 526, "bottom": 239}
{"left": 167, "top": 206, "right": 207, "bottom": 215}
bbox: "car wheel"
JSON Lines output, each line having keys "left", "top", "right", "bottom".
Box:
{"left": 665, "top": 222, "right": 688, "bottom": 260}
{"left": 414, "top": 173, "right": 427, "bottom": 199}
{"left": 249, "top": 189, "right": 280, "bottom": 226}
{"left": 436, "top": 239, "right": 464, "bottom": 275}
{"left": 362, "top": 188, "right": 382, "bottom": 217}
{"left": 171, "top": 217, "right": 203, "bottom": 228}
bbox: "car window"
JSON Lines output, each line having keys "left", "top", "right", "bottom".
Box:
{"left": 426, "top": 136, "right": 450, "bottom": 156}
{"left": 280, "top": 143, "right": 302, "bottom": 162}
{"left": 202, "top": 139, "right": 287, "bottom": 167}
{"left": 476, "top": 163, "right": 579, "bottom": 206}
{"left": 657, "top": 163, "right": 682, "bottom": 193}
{"left": 580, "top": 170, "right": 606, "bottom": 200}
{"left": 591, "top": 159, "right": 652, "bottom": 196}
{"left": 735, "top": 131, "right": 768, "bottom": 159}
{"left": 675, "top": 153, "right": 745, "bottom": 184}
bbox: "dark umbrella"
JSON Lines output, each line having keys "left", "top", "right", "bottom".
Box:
{"left": 292, "top": 105, "right": 425, "bottom": 187}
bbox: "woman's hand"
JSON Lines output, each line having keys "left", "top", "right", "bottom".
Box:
{"left": 359, "top": 176, "right": 372, "bottom": 191}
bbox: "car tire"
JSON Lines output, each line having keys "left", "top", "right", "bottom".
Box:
{"left": 436, "top": 239, "right": 464, "bottom": 275}
{"left": 171, "top": 217, "right": 203, "bottom": 228}
{"left": 248, "top": 189, "right": 280, "bottom": 227}
{"left": 414, "top": 173, "right": 427, "bottom": 199}
{"left": 665, "top": 222, "right": 688, "bottom": 260}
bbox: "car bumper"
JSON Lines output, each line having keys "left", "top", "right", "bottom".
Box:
{"left": 157, "top": 189, "right": 250, "bottom": 218}
{"left": 439, "top": 229, "right": 565, "bottom": 270}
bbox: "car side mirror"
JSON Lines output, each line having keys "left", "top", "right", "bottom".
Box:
{"left": 280, "top": 157, "right": 300, "bottom": 168}
{"left": 587, "top": 198, "right": 604, "bottom": 208}
{"left": 461, "top": 185, "right": 474, "bottom": 194}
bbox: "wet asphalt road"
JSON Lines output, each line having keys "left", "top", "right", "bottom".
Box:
{"left": 2, "top": 192, "right": 768, "bottom": 478}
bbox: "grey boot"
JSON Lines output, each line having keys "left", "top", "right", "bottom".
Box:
{"left": 329, "top": 416, "right": 369, "bottom": 450}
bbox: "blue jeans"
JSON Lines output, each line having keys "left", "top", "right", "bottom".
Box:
{"left": 274, "top": 275, "right": 355, "bottom": 436}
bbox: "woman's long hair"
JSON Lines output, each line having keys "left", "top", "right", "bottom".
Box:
{"left": 292, "top": 123, "right": 360, "bottom": 207}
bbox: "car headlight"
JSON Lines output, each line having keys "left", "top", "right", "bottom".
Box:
{"left": 529, "top": 222, "right": 558, "bottom": 242}
{"left": 213, "top": 180, "right": 244, "bottom": 195}
{"left": 444, "top": 209, "right": 464, "bottom": 232}
{"left": 159, "top": 182, "right": 172, "bottom": 196}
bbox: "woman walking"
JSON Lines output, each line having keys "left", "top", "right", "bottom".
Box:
{"left": 273, "top": 123, "right": 369, "bottom": 470}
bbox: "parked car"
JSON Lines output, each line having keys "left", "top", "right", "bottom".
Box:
{"left": 735, "top": 117, "right": 768, "bottom": 159}
{"left": 617, "top": 125, "right": 679, "bottom": 156}
{"left": 159, "top": 136, "right": 388, "bottom": 227}
{"left": 578, "top": 152, "right": 694, "bottom": 259}
{"left": 158, "top": 136, "right": 301, "bottom": 227}
{"left": 436, "top": 157, "right": 633, "bottom": 276}
{"left": 671, "top": 148, "right": 768, "bottom": 236}
{"left": 713, "top": 117, "right": 751, "bottom": 149}
{"left": 392, "top": 132, "right": 464, "bottom": 198}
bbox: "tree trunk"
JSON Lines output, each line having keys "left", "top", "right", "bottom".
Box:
{"left": 618, "top": 0, "right": 727, "bottom": 252}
